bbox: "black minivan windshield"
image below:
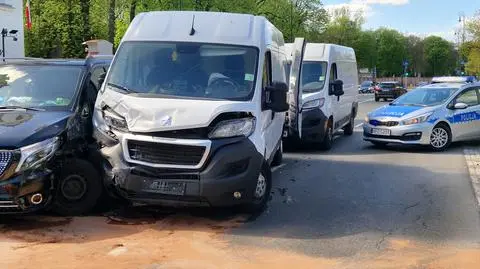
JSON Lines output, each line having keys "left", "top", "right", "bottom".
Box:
{"left": 106, "top": 42, "right": 259, "bottom": 101}
{"left": 0, "top": 65, "right": 83, "bottom": 110}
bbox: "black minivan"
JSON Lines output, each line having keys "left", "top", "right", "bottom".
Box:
{"left": 0, "top": 56, "right": 111, "bottom": 215}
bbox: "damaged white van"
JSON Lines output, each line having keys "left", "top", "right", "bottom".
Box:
{"left": 92, "top": 11, "right": 305, "bottom": 211}
{"left": 284, "top": 42, "right": 359, "bottom": 149}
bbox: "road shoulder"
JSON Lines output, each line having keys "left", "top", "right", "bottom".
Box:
{"left": 463, "top": 148, "right": 480, "bottom": 208}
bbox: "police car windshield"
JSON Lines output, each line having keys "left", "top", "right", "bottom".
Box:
{"left": 391, "top": 87, "right": 458, "bottom": 107}
{"left": 106, "top": 41, "right": 258, "bottom": 101}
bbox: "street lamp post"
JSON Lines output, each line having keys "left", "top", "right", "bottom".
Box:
{"left": 1, "top": 28, "right": 19, "bottom": 61}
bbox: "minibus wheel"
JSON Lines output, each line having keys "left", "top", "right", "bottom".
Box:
{"left": 51, "top": 159, "right": 102, "bottom": 216}
{"left": 271, "top": 141, "right": 283, "bottom": 166}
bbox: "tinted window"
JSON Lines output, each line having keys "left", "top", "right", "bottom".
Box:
{"left": 379, "top": 83, "right": 396, "bottom": 88}
{"left": 301, "top": 61, "right": 327, "bottom": 93}
{"left": 456, "top": 89, "right": 479, "bottom": 107}
{"left": 0, "top": 65, "right": 83, "bottom": 110}
{"left": 107, "top": 42, "right": 258, "bottom": 101}
{"left": 361, "top": 81, "right": 372, "bottom": 87}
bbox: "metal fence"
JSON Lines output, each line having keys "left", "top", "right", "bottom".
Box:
{"left": 359, "top": 77, "right": 433, "bottom": 88}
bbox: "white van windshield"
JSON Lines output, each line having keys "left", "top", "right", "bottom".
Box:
{"left": 107, "top": 42, "right": 259, "bottom": 101}
{"left": 301, "top": 61, "right": 327, "bottom": 93}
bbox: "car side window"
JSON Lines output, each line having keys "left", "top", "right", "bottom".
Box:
{"left": 329, "top": 63, "right": 337, "bottom": 82}
{"left": 262, "top": 52, "right": 272, "bottom": 89}
{"left": 455, "top": 89, "right": 479, "bottom": 107}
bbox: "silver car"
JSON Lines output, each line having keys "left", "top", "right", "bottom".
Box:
{"left": 364, "top": 82, "right": 480, "bottom": 151}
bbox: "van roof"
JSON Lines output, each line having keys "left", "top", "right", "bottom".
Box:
{"left": 284, "top": 43, "right": 356, "bottom": 62}
{"left": 122, "top": 11, "right": 284, "bottom": 48}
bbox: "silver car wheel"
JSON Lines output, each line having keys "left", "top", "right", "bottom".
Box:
{"left": 254, "top": 174, "right": 267, "bottom": 199}
{"left": 430, "top": 127, "right": 449, "bottom": 148}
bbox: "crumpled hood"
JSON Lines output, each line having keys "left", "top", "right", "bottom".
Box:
{"left": 369, "top": 104, "right": 438, "bottom": 120}
{"left": 96, "top": 89, "right": 257, "bottom": 133}
{"left": 0, "top": 110, "right": 72, "bottom": 148}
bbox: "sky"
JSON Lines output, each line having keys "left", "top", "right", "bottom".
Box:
{"left": 322, "top": 0, "right": 478, "bottom": 42}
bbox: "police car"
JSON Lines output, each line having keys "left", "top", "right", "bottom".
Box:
{"left": 364, "top": 82, "right": 480, "bottom": 151}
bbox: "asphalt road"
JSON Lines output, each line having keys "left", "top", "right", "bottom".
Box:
{"left": 225, "top": 94, "right": 480, "bottom": 263}
{"left": 1, "top": 94, "right": 480, "bottom": 268}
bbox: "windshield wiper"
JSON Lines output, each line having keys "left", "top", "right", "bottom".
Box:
{"left": 107, "top": 82, "right": 136, "bottom": 94}
{"left": 0, "top": 105, "right": 45, "bottom": 111}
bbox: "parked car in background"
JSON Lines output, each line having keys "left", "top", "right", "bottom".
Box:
{"left": 374, "top": 81, "right": 407, "bottom": 102}
{"left": 0, "top": 56, "right": 112, "bottom": 215}
{"left": 359, "top": 80, "right": 375, "bottom": 94}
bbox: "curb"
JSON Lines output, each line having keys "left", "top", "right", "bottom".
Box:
{"left": 463, "top": 148, "right": 480, "bottom": 208}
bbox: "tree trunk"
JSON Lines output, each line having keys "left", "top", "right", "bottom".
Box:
{"left": 80, "top": 0, "right": 90, "bottom": 40}
{"left": 130, "top": 0, "right": 137, "bottom": 22}
{"left": 108, "top": 0, "right": 116, "bottom": 44}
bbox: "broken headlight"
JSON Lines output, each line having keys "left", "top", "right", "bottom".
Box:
{"left": 208, "top": 117, "right": 255, "bottom": 139}
{"left": 15, "top": 137, "right": 60, "bottom": 172}
{"left": 102, "top": 108, "right": 128, "bottom": 132}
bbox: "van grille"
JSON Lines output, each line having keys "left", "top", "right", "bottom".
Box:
{"left": 0, "top": 151, "right": 14, "bottom": 177}
{"left": 369, "top": 120, "right": 399, "bottom": 127}
{"left": 127, "top": 140, "right": 206, "bottom": 166}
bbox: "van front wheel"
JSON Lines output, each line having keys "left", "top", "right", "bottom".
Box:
{"left": 244, "top": 163, "right": 272, "bottom": 214}
{"left": 320, "top": 121, "right": 333, "bottom": 150}
{"left": 343, "top": 114, "right": 355, "bottom": 136}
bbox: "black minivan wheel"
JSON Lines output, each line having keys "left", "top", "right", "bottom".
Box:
{"left": 429, "top": 123, "right": 452, "bottom": 151}
{"left": 244, "top": 163, "right": 272, "bottom": 214}
{"left": 51, "top": 159, "right": 102, "bottom": 216}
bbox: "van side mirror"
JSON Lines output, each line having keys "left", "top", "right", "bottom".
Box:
{"left": 330, "top": 79, "right": 344, "bottom": 96}
{"left": 454, "top": 102, "right": 468, "bottom": 110}
{"left": 98, "top": 72, "right": 106, "bottom": 87}
{"left": 265, "top": 81, "right": 289, "bottom": 112}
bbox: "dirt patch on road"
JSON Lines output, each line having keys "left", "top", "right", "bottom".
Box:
{"left": 0, "top": 215, "right": 479, "bottom": 269}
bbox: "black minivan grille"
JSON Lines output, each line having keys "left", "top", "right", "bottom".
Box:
{"left": 127, "top": 140, "right": 206, "bottom": 166}
{"left": 0, "top": 151, "right": 13, "bottom": 176}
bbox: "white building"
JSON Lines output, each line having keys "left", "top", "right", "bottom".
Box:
{"left": 0, "top": 0, "right": 25, "bottom": 58}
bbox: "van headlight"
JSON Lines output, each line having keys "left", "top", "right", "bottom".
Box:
{"left": 302, "top": 98, "right": 325, "bottom": 110}
{"left": 401, "top": 112, "right": 433, "bottom": 125}
{"left": 208, "top": 118, "right": 256, "bottom": 139}
{"left": 15, "top": 137, "right": 60, "bottom": 172}
{"left": 102, "top": 108, "right": 128, "bottom": 132}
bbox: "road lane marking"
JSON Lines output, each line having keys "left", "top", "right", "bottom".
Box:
{"left": 354, "top": 123, "right": 363, "bottom": 128}
{"left": 359, "top": 99, "right": 374, "bottom": 104}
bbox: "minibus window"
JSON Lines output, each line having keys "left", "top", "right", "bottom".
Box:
{"left": 106, "top": 42, "right": 259, "bottom": 101}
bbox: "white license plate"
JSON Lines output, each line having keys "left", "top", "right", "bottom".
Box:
{"left": 371, "top": 128, "right": 391, "bottom": 136}
{"left": 145, "top": 181, "right": 186, "bottom": 195}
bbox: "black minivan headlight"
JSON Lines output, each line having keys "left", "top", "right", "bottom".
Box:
{"left": 15, "top": 137, "right": 60, "bottom": 172}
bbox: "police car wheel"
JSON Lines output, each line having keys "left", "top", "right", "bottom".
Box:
{"left": 429, "top": 124, "right": 451, "bottom": 151}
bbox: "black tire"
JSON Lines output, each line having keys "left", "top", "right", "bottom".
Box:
{"left": 244, "top": 163, "right": 272, "bottom": 214}
{"left": 375, "top": 96, "right": 379, "bottom": 102}
{"left": 50, "top": 159, "right": 102, "bottom": 216}
{"left": 320, "top": 120, "right": 334, "bottom": 150}
{"left": 429, "top": 123, "right": 452, "bottom": 151}
{"left": 370, "top": 141, "right": 388, "bottom": 147}
{"left": 343, "top": 113, "right": 355, "bottom": 136}
{"left": 271, "top": 141, "right": 283, "bottom": 167}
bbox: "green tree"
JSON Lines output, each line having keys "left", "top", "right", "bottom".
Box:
{"left": 405, "top": 35, "right": 425, "bottom": 76}
{"left": 375, "top": 28, "right": 407, "bottom": 77}
{"left": 423, "top": 36, "right": 455, "bottom": 76}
